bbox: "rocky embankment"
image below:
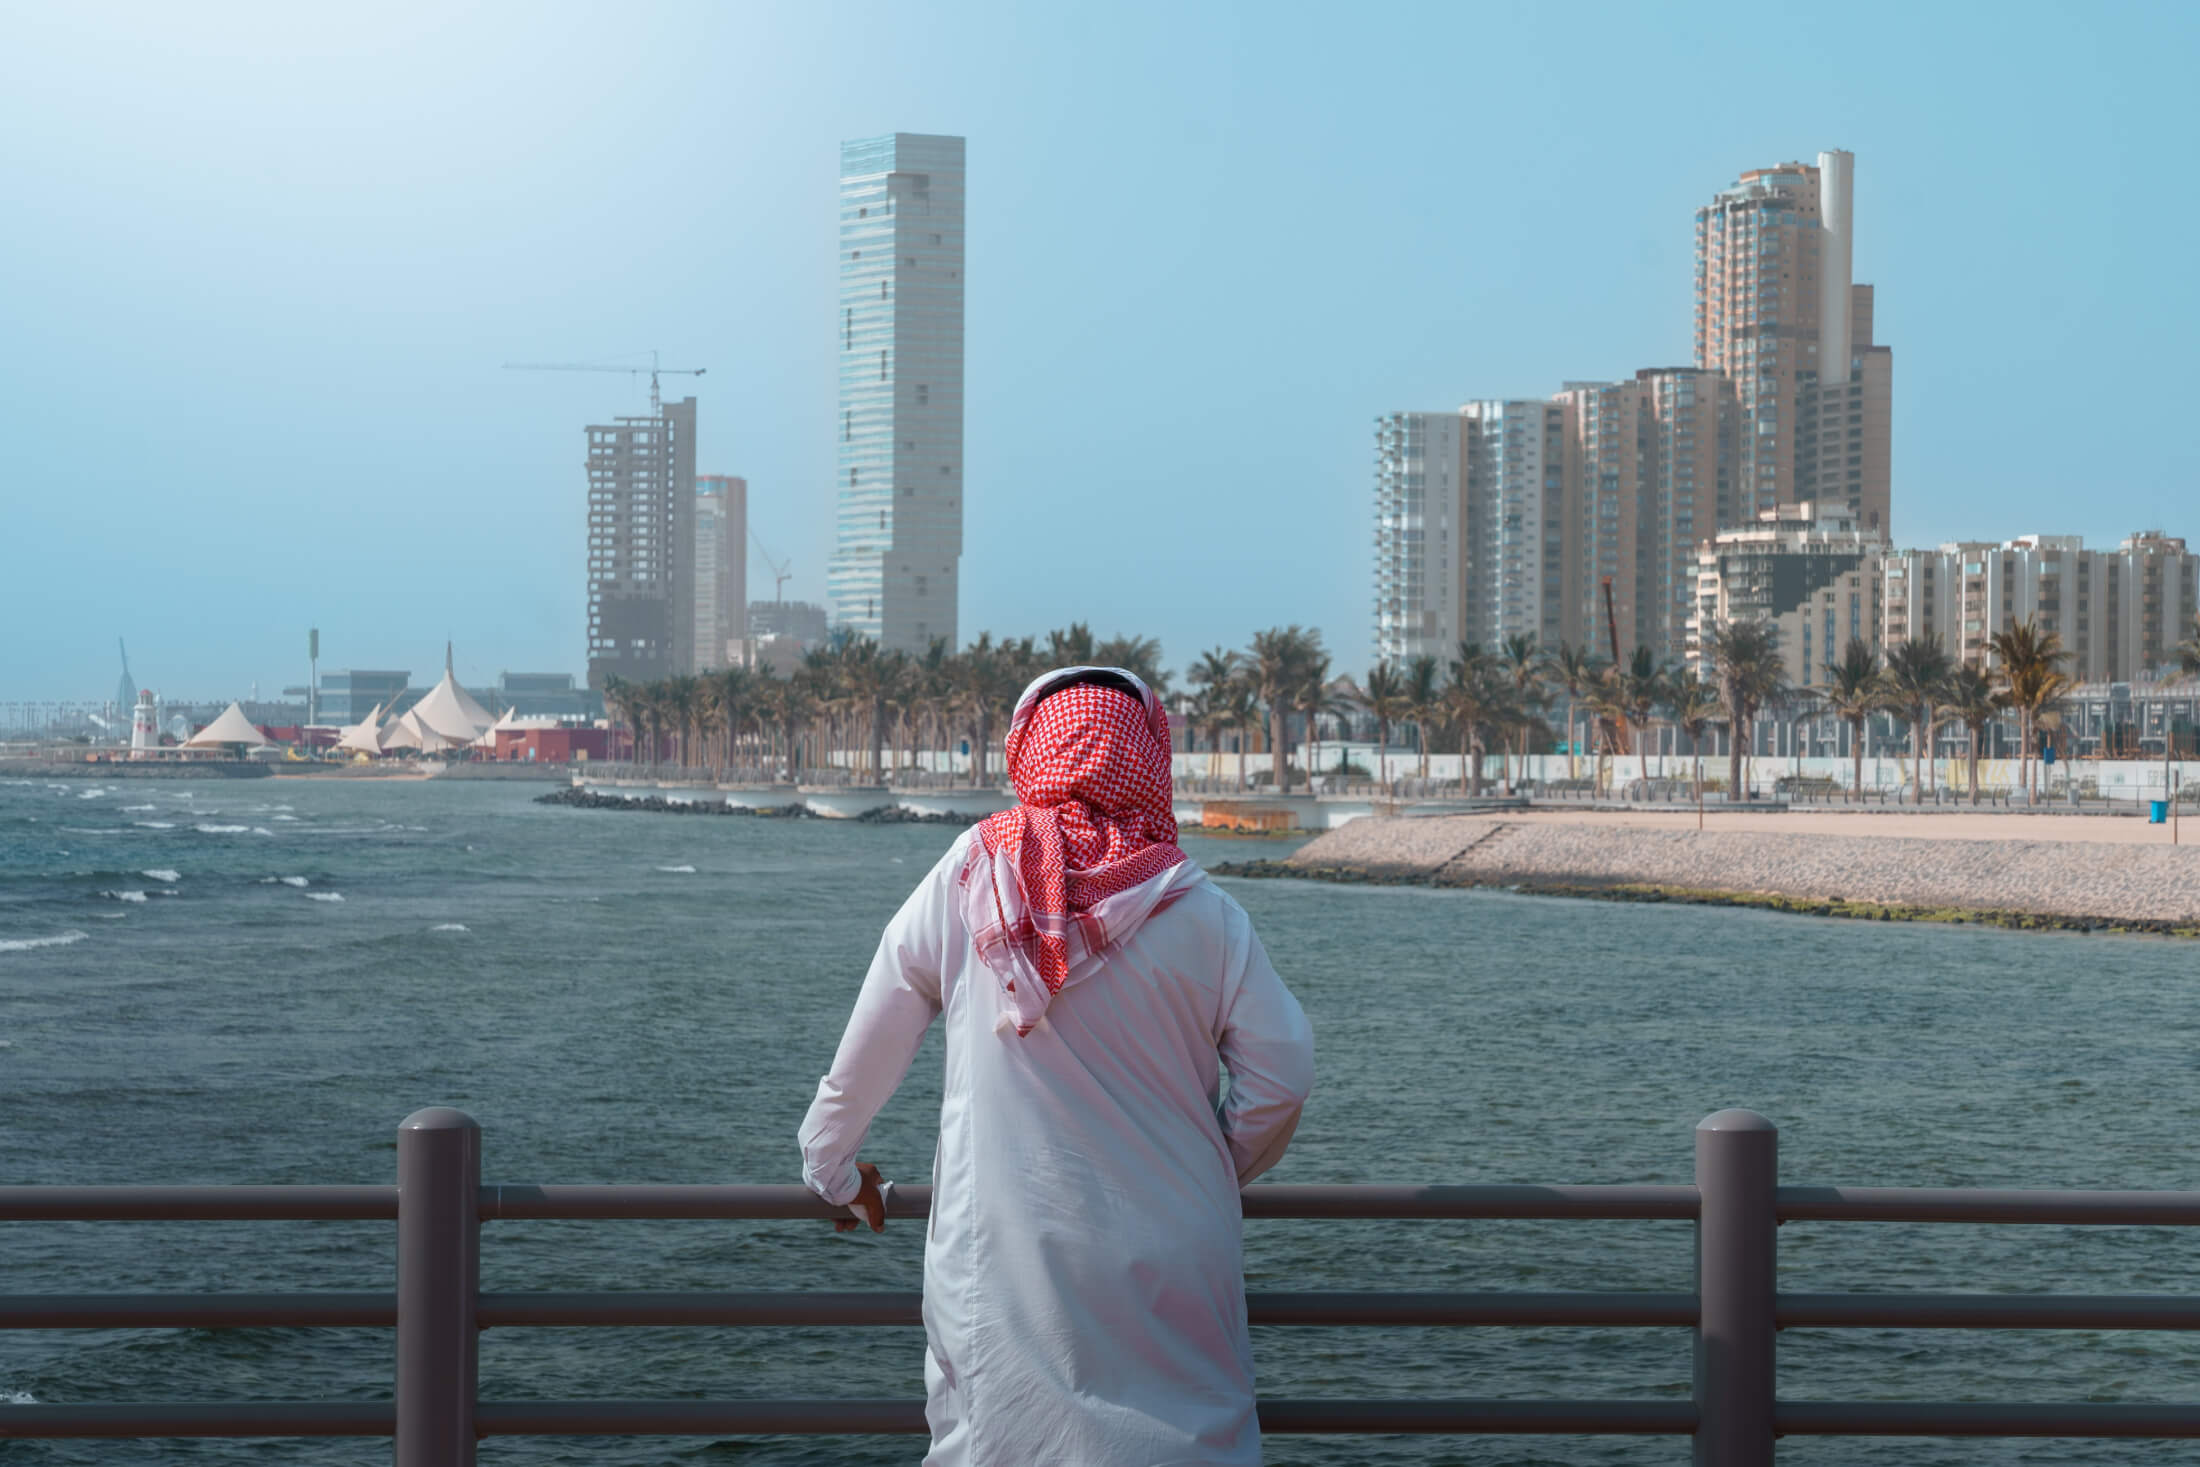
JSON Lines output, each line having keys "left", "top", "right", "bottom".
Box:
{"left": 536, "top": 787, "right": 981, "bottom": 825}
{"left": 1218, "top": 816, "right": 2200, "bottom": 937}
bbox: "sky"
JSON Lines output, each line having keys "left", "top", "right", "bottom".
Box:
{"left": 2, "top": 0, "right": 2195, "bottom": 702}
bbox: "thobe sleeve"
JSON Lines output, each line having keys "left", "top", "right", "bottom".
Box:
{"left": 796, "top": 840, "right": 955, "bottom": 1205}
{"left": 1216, "top": 905, "right": 1315, "bottom": 1186}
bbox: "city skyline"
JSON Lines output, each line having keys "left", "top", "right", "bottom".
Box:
{"left": 4, "top": 2, "right": 2196, "bottom": 700}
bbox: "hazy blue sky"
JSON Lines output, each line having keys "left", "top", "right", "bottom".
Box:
{"left": 3, "top": 1, "right": 2194, "bottom": 702}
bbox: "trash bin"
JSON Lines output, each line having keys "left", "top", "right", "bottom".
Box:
{"left": 2150, "top": 800, "right": 2169, "bottom": 824}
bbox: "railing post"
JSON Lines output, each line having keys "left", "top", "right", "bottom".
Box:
{"left": 1695, "top": 1109, "right": 1776, "bottom": 1467}
{"left": 397, "top": 1108, "right": 480, "bottom": 1467}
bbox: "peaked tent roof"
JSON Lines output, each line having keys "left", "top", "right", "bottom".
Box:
{"left": 335, "top": 701, "right": 387, "bottom": 756}
{"left": 409, "top": 666, "right": 495, "bottom": 744}
{"left": 379, "top": 707, "right": 455, "bottom": 754}
{"left": 184, "top": 702, "right": 272, "bottom": 748}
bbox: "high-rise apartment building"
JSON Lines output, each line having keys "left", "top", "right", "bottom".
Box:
{"left": 1371, "top": 403, "right": 1565, "bottom": 664}
{"left": 1461, "top": 400, "right": 1567, "bottom": 650}
{"left": 586, "top": 397, "right": 698, "bottom": 689}
{"left": 1687, "top": 503, "right": 1887, "bottom": 689}
{"left": 1372, "top": 411, "right": 1467, "bottom": 665}
{"left": 1693, "top": 150, "right": 1892, "bottom": 535}
{"left": 693, "top": 475, "right": 747, "bottom": 672}
{"left": 830, "top": 133, "right": 966, "bottom": 654}
{"left": 1882, "top": 530, "right": 2198, "bottom": 683}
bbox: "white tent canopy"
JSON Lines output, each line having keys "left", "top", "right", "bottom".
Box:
{"left": 409, "top": 652, "right": 495, "bottom": 744}
{"left": 335, "top": 701, "right": 387, "bottom": 757}
{"left": 184, "top": 702, "right": 271, "bottom": 749}
{"left": 379, "top": 707, "right": 456, "bottom": 754}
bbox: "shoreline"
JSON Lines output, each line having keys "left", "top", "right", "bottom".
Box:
{"left": 1227, "top": 813, "right": 2200, "bottom": 938}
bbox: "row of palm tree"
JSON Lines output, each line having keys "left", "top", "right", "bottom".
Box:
{"left": 602, "top": 608, "right": 2195, "bottom": 796}
{"left": 600, "top": 623, "right": 1168, "bottom": 784}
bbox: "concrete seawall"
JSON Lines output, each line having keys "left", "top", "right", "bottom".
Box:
{"left": 1248, "top": 815, "right": 2200, "bottom": 934}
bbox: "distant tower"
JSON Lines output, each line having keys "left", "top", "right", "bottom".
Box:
{"left": 114, "top": 639, "right": 135, "bottom": 730}
{"left": 130, "top": 689, "right": 158, "bottom": 758}
{"left": 585, "top": 397, "right": 700, "bottom": 689}
{"left": 830, "top": 133, "right": 966, "bottom": 653}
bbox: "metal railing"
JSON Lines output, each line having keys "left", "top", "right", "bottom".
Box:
{"left": 9, "top": 1109, "right": 2200, "bottom": 1462}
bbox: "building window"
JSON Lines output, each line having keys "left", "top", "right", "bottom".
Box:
{"left": 844, "top": 308, "right": 851, "bottom": 349}
{"left": 879, "top": 350, "right": 887, "bottom": 380}
{"left": 916, "top": 384, "right": 929, "bottom": 406}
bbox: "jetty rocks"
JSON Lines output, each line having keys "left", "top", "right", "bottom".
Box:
{"left": 1234, "top": 815, "right": 2200, "bottom": 936}
{"left": 536, "top": 786, "right": 982, "bottom": 825}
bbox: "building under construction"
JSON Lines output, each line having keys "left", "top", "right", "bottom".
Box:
{"left": 586, "top": 397, "right": 697, "bottom": 689}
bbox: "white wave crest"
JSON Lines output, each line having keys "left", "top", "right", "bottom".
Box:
{"left": 195, "top": 824, "right": 249, "bottom": 834}
{"left": 2, "top": 1387, "right": 36, "bottom": 1404}
{"left": 135, "top": 821, "right": 176, "bottom": 830}
{"left": 306, "top": 892, "right": 344, "bottom": 902}
{"left": 277, "top": 876, "right": 309, "bottom": 888}
{"left": 123, "top": 804, "right": 157, "bottom": 812}
{"left": 656, "top": 864, "right": 698, "bottom": 874}
{"left": 141, "top": 869, "right": 181, "bottom": 884}
{"left": 431, "top": 923, "right": 469, "bottom": 932}
{"left": 0, "top": 931, "right": 88, "bottom": 953}
{"left": 78, "top": 789, "right": 107, "bottom": 799}
{"left": 100, "top": 890, "right": 149, "bottom": 903}
{"left": 252, "top": 828, "right": 273, "bottom": 837}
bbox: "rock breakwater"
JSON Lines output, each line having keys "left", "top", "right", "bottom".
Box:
{"left": 536, "top": 787, "right": 982, "bottom": 825}
{"left": 1216, "top": 815, "right": 2200, "bottom": 936}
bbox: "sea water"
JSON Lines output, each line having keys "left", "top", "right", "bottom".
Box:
{"left": 3, "top": 777, "right": 2197, "bottom": 1464}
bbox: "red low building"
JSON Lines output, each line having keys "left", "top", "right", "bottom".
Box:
{"left": 490, "top": 726, "right": 616, "bottom": 763}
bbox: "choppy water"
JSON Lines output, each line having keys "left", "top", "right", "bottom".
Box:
{"left": 4, "top": 775, "right": 2199, "bottom": 1464}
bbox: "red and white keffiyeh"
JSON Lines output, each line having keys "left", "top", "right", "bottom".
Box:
{"left": 961, "top": 667, "right": 1189, "bottom": 1036}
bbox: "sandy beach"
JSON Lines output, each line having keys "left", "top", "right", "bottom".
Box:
{"left": 1258, "top": 808, "right": 2200, "bottom": 932}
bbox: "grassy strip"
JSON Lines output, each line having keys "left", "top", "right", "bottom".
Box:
{"left": 1209, "top": 860, "right": 2200, "bottom": 939}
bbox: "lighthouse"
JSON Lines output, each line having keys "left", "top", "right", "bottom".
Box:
{"left": 130, "top": 690, "right": 159, "bottom": 758}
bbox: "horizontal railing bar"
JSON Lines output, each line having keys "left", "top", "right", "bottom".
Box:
{"left": 0, "top": 1186, "right": 396, "bottom": 1222}
{"left": 1775, "top": 1401, "right": 2200, "bottom": 1437}
{"left": 1781, "top": 1293, "right": 2200, "bottom": 1331}
{"left": 1251, "top": 1290, "right": 1697, "bottom": 1327}
{"left": 473, "top": 1398, "right": 1699, "bottom": 1437}
{"left": 25, "top": 1288, "right": 2200, "bottom": 1336}
{"left": 1241, "top": 1184, "right": 1700, "bottom": 1220}
{"left": 0, "top": 1290, "right": 1699, "bottom": 1331}
{"left": 0, "top": 1292, "right": 393, "bottom": 1330}
{"left": 478, "top": 1182, "right": 1702, "bottom": 1222}
{"left": 1779, "top": 1186, "right": 2200, "bottom": 1225}
{"left": 0, "top": 1402, "right": 393, "bottom": 1438}
{"left": 13, "top": 1182, "right": 2200, "bottom": 1227}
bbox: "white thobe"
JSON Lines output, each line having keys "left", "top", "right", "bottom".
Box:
{"left": 799, "top": 830, "right": 1315, "bottom": 1466}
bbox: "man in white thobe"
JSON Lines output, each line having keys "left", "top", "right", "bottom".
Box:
{"left": 799, "top": 666, "right": 1314, "bottom": 1466}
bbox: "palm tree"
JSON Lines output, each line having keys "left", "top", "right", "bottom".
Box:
{"left": 1093, "top": 634, "right": 1169, "bottom": 697}
{"left": 662, "top": 675, "right": 701, "bottom": 771}
{"left": 1405, "top": 654, "right": 1442, "bottom": 783}
{"left": 1444, "top": 644, "right": 1505, "bottom": 796}
{"left": 1703, "top": 620, "right": 1788, "bottom": 803}
{"left": 2178, "top": 612, "right": 2200, "bottom": 679}
{"left": 1545, "top": 641, "right": 1601, "bottom": 782}
{"left": 1295, "top": 655, "right": 1355, "bottom": 787}
{"left": 1248, "top": 626, "right": 1319, "bottom": 793}
{"left": 1497, "top": 634, "right": 1543, "bottom": 793}
{"left": 1045, "top": 623, "right": 1096, "bottom": 667}
{"left": 1665, "top": 669, "right": 1724, "bottom": 803}
{"left": 1819, "top": 638, "right": 1888, "bottom": 798}
{"left": 600, "top": 675, "right": 636, "bottom": 765}
{"left": 1937, "top": 663, "right": 2005, "bottom": 806}
{"left": 1883, "top": 634, "right": 1955, "bottom": 803}
{"left": 1614, "top": 646, "right": 1666, "bottom": 778}
{"left": 1989, "top": 617, "right": 2074, "bottom": 801}
{"left": 1360, "top": 662, "right": 1415, "bottom": 789}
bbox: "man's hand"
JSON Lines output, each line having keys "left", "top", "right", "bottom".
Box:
{"left": 834, "top": 1161, "right": 887, "bottom": 1234}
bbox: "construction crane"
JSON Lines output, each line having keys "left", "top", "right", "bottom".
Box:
{"left": 502, "top": 350, "right": 706, "bottom": 414}
{"left": 750, "top": 529, "right": 792, "bottom": 603}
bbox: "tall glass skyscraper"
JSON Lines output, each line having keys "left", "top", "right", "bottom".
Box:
{"left": 829, "top": 133, "right": 965, "bottom": 653}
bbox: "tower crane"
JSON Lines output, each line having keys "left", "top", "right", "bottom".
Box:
{"left": 750, "top": 530, "right": 792, "bottom": 603}
{"left": 502, "top": 350, "right": 706, "bottom": 414}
